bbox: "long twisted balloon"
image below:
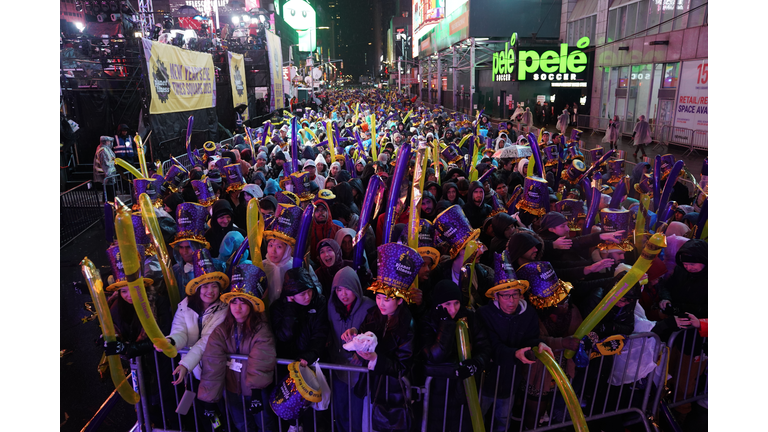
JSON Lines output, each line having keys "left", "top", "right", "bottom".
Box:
{"left": 532, "top": 348, "right": 589, "bottom": 431}
{"left": 382, "top": 142, "right": 412, "bottom": 244}
{"left": 247, "top": 198, "right": 265, "bottom": 270}
{"left": 80, "top": 258, "right": 141, "bottom": 404}
{"left": 564, "top": 233, "right": 667, "bottom": 359}
{"left": 114, "top": 199, "right": 177, "bottom": 358}
{"left": 653, "top": 160, "right": 685, "bottom": 230}
{"left": 456, "top": 318, "right": 486, "bottom": 432}
{"left": 139, "top": 193, "right": 180, "bottom": 315}
{"left": 292, "top": 203, "right": 315, "bottom": 269}
{"left": 354, "top": 176, "right": 384, "bottom": 270}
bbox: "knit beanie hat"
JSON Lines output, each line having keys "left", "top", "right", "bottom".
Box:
{"left": 539, "top": 212, "right": 567, "bottom": 232}
{"left": 432, "top": 280, "right": 462, "bottom": 306}
{"left": 282, "top": 267, "right": 314, "bottom": 297}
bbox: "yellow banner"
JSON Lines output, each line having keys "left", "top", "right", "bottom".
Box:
{"left": 142, "top": 39, "right": 216, "bottom": 114}
{"left": 228, "top": 52, "right": 248, "bottom": 117}
{"left": 264, "top": 30, "right": 285, "bottom": 111}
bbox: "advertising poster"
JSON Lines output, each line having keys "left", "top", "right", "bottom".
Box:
{"left": 673, "top": 59, "right": 708, "bottom": 132}
{"left": 228, "top": 52, "right": 248, "bottom": 117}
{"left": 264, "top": 30, "right": 285, "bottom": 111}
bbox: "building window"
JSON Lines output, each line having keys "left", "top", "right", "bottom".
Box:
{"left": 662, "top": 62, "right": 679, "bottom": 88}
{"left": 568, "top": 15, "right": 596, "bottom": 45}
{"left": 609, "top": 0, "right": 704, "bottom": 41}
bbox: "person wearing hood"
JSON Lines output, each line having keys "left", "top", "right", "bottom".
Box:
{"left": 348, "top": 178, "right": 365, "bottom": 208}
{"left": 308, "top": 199, "right": 342, "bottom": 265}
{"left": 315, "top": 239, "right": 353, "bottom": 298}
{"left": 304, "top": 159, "right": 326, "bottom": 191}
{"left": 333, "top": 181, "right": 360, "bottom": 215}
{"left": 355, "top": 158, "right": 366, "bottom": 176}
{"left": 462, "top": 180, "right": 492, "bottom": 229}
{"left": 418, "top": 280, "right": 493, "bottom": 432}
{"left": 267, "top": 151, "right": 286, "bottom": 179}
{"left": 424, "top": 180, "right": 441, "bottom": 202}
{"left": 420, "top": 190, "right": 438, "bottom": 222}
{"left": 270, "top": 267, "right": 329, "bottom": 367}
{"left": 205, "top": 200, "right": 247, "bottom": 259}
{"left": 490, "top": 173, "right": 510, "bottom": 204}
{"left": 329, "top": 161, "right": 342, "bottom": 180}
{"left": 508, "top": 159, "right": 528, "bottom": 191}
{"left": 218, "top": 231, "right": 250, "bottom": 273}
{"left": 439, "top": 181, "right": 465, "bottom": 207}
{"left": 488, "top": 213, "right": 520, "bottom": 255}
{"left": 315, "top": 154, "right": 329, "bottom": 178}
{"left": 326, "top": 267, "right": 375, "bottom": 432}
{"left": 248, "top": 170, "right": 267, "bottom": 190}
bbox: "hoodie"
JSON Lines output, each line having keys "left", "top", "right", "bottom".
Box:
{"left": 333, "top": 182, "right": 359, "bottom": 215}
{"left": 489, "top": 213, "right": 517, "bottom": 254}
{"left": 439, "top": 182, "right": 465, "bottom": 207}
{"left": 315, "top": 238, "right": 353, "bottom": 298}
{"left": 326, "top": 267, "right": 376, "bottom": 383}
{"left": 462, "top": 180, "right": 492, "bottom": 229}
{"left": 205, "top": 200, "right": 246, "bottom": 258}
{"left": 420, "top": 190, "right": 438, "bottom": 221}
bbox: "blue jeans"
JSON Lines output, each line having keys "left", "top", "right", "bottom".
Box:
{"left": 332, "top": 375, "right": 364, "bottom": 432}
{"left": 481, "top": 395, "right": 513, "bottom": 432}
{"left": 224, "top": 389, "right": 276, "bottom": 432}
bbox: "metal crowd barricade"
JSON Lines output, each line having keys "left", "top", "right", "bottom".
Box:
{"left": 664, "top": 328, "right": 708, "bottom": 411}
{"left": 136, "top": 349, "right": 386, "bottom": 432}
{"left": 422, "top": 332, "right": 664, "bottom": 432}
{"left": 685, "top": 130, "right": 708, "bottom": 157}
{"left": 60, "top": 179, "right": 105, "bottom": 248}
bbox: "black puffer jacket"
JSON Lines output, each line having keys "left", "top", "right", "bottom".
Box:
{"left": 269, "top": 292, "right": 329, "bottom": 364}
{"left": 462, "top": 181, "right": 492, "bottom": 229}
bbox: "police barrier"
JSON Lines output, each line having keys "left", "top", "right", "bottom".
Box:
{"left": 60, "top": 179, "right": 104, "bottom": 248}
{"left": 664, "top": 328, "right": 708, "bottom": 411}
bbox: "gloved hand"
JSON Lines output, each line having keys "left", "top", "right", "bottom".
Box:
{"left": 249, "top": 397, "right": 264, "bottom": 415}
{"left": 123, "top": 339, "right": 154, "bottom": 359}
{"left": 104, "top": 340, "right": 125, "bottom": 356}
{"left": 435, "top": 305, "right": 452, "bottom": 321}
{"left": 199, "top": 400, "right": 218, "bottom": 420}
{"left": 561, "top": 336, "right": 581, "bottom": 352}
{"left": 455, "top": 360, "right": 479, "bottom": 380}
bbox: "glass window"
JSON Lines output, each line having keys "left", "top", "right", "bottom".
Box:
{"left": 647, "top": 0, "right": 661, "bottom": 35}
{"left": 619, "top": 66, "right": 630, "bottom": 88}
{"left": 636, "top": 0, "right": 649, "bottom": 34}
{"left": 626, "top": 3, "right": 638, "bottom": 37}
{"left": 601, "top": 67, "right": 611, "bottom": 118}
{"left": 567, "top": 21, "right": 574, "bottom": 45}
{"left": 632, "top": 64, "right": 653, "bottom": 121}
{"left": 673, "top": 0, "right": 689, "bottom": 30}
{"left": 579, "top": 18, "right": 585, "bottom": 40}
{"left": 662, "top": 62, "right": 679, "bottom": 88}
{"left": 659, "top": 0, "right": 676, "bottom": 33}
{"left": 607, "top": 9, "right": 617, "bottom": 42}
{"left": 618, "top": 6, "right": 627, "bottom": 39}
{"left": 590, "top": 15, "right": 597, "bottom": 41}
{"left": 607, "top": 67, "right": 619, "bottom": 118}
{"left": 688, "top": 0, "right": 706, "bottom": 27}
{"left": 649, "top": 64, "right": 664, "bottom": 125}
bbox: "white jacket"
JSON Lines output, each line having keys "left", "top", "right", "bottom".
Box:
{"left": 168, "top": 297, "right": 229, "bottom": 379}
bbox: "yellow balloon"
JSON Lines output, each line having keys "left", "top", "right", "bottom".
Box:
{"left": 139, "top": 193, "right": 180, "bottom": 315}
{"left": 456, "top": 318, "right": 485, "bottom": 432}
{"left": 80, "top": 257, "right": 141, "bottom": 404}
{"left": 114, "top": 202, "right": 177, "bottom": 358}
{"left": 115, "top": 158, "right": 144, "bottom": 179}
{"left": 532, "top": 347, "right": 589, "bottom": 431}
{"left": 247, "top": 198, "right": 265, "bottom": 270}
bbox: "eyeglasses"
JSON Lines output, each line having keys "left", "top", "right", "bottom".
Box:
{"left": 497, "top": 291, "right": 521, "bottom": 300}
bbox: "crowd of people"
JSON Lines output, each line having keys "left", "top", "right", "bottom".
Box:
{"left": 94, "top": 88, "right": 708, "bottom": 432}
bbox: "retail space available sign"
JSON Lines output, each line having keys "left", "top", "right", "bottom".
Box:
{"left": 493, "top": 36, "right": 590, "bottom": 83}
{"left": 674, "top": 59, "right": 708, "bottom": 133}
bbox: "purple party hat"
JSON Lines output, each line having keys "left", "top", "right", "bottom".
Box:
{"left": 171, "top": 202, "right": 211, "bottom": 249}
{"left": 561, "top": 159, "right": 587, "bottom": 184}
{"left": 516, "top": 261, "right": 573, "bottom": 309}
{"left": 264, "top": 204, "right": 303, "bottom": 246}
{"left": 368, "top": 242, "right": 424, "bottom": 303}
{"left": 485, "top": 251, "right": 530, "bottom": 298}
{"left": 186, "top": 248, "right": 229, "bottom": 295}
{"left": 516, "top": 176, "right": 550, "bottom": 216}
{"left": 597, "top": 208, "right": 634, "bottom": 251}
{"left": 105, "top": 243, "right": 152, "bottom": 292}
{"left": 192, "top": 177, "right": 216, "bottom": 207}
{"left": 433, "top": 205, "right": 481, "bottom": 259}
{"left": 220, "top": 263, "right": 267, "bottom": 312}
{"left": 223, "top": 163, "right": 246, "bottom": 192}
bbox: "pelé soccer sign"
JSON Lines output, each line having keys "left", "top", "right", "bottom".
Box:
{"left": 493, "top": 35, "right": 590, "bottom": 82}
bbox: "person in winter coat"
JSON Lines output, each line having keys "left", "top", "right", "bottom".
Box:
{"left": 309, "top": 200, "right": 342, "bottom": 264}
{"left": 462, "top": 180, "right": 492, "bottom": 229}
{"left": 439, "top": 181, "right": 465, "bottom": 208}
{"left": 420, "top": 190, "right": 438, "bottom": 222}
{"left": 205, "top": 200, "right": 247, "bottom": 258}
{"left": 333, "top": 181, "right": 360, "bottom": 215}
{"left": 603, "top": 115, "right": 621, "bottom": 150}
{"left": 488, "top": 213, "right": 519, "bottom": 255}
{"left": 197, "top": 282, "right": 276, "bottom": 432}
{"left": 263, "top": 237, "right": 294, "bottom": 305}
{"left": 418, "top": 280, "right": 493, "bottom": 432}
{"left": 658, "top": 239, "right": 708, "bottom": 331}
{"left": 632, "top": 115, "right": 652, "bottom": 158}
{"left": 93, "top": 136, "right": 117, "bottom": 201}
{"left": 477, "top": 272, "right": 552, "bottom": 431}
{"left": 315, "top": 239, "right": 353, "bottom": 298}
{"left": 326, "top": 267, "right": 376, "bottom": 432}
{"left": 269, "top": 267, "right": 330, "bottom": 366}
{"left": 557, "top": 109, "right": 570, "bottom": 137}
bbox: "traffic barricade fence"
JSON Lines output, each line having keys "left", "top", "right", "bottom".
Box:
{"left": 60, "top": 179, "right": 104, "bottom": 248}
{"left": 663, "top": 328, "right": 708, "bottom": 411}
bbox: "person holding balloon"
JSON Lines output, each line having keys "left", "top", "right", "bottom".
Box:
{"left": 197, "top": 263, "right": 276, "bottom": 432}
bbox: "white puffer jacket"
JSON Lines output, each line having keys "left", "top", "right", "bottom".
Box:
{"left": 168, "top": 297, "right": 229, "bottom": 379}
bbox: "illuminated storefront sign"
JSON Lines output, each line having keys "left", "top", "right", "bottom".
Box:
{"left": 413, "top": 0, "right": 445, "bottom": 33}
{"left": 493, "top": 36, "right": 590, "bottom": 83}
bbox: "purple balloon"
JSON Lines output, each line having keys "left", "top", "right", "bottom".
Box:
{"left": 292, "top": 204, "right": 315, "bottom": 269}
{"left": 581, "top": 149, "right": 616, "bottom": 181}
{"left": 693, "top": 198, "right": 707, "bottom": 239}
{"left": 354, "top": 175, "right": 384, "bottom": 270}
{"left": 185, "top": 116, "right": 196, "bottom": 167}
{"left": 583, "top": 184, "right": 601, "bottom": 233}
{"left": 290, "top": 117, "right": 299, "bottom": 174}
{"left": 654, "top": 160, "right": 685, "bottom": 230}
{"left": 658, "top": 201, "right": 678, "bottom": 229}
{"left": 227, "top": 238, "right": 249, "bottom": 280}
{"left": 608, "top": 176, "right": 628, "bottom": 209}
{"left": 104, "top": 202, "right": 115, "bottom": 243}
{"left": 382, "top": 142, "right": 412, "bottom": 244}
{"left": 345, "top": 153, "right": 357, "bottom": 178}
{"left": 477, "top": 166, "right": 497, "bottom": 185}
{"left": 261, "top": 122, "right": 272, "bottom": 148}
{"left": 653, "top": 155, "right": 662, "bottom": 212}
{"left": 527, "top": 133, "right": 544, "bottom": 178}
{"left": 580, "top": 175, "right": 593, "bottom": 209}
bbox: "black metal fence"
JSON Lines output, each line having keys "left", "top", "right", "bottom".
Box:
{"left": 60, "top": 180, "right": 104, "bottom": 248}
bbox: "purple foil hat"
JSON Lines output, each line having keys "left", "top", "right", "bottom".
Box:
{"left": 433, "top": 205, "right": 481, "bottom": 259}
{"left": 105, "top": 243, "right": 150, "bottom": 292}
{"left": 554, "top": 199, "right": 587, "bottom": 231}
{"left": 220, "top": 263, "right": 267, "bottom": 311}
{"left": 186, "top": 248, "right": 230, "bottom": 295}
{"left": 588, "top": 147, "right": 605, "bottom": 166}
{"left": 289, "top": 171, "right": 315, "bottom": 201}
{"left": 516, "top": 261, "right": 573, "bottom": 309}
{"left": 368, "top": 243, "right": 424, "bottom": 301}
{"left": 223, "top": 163, "right": 246, "bottom": 192}
{"left": 152, "top": 174, "right": 166, "bottom": 194}
{"left": 486, "top": 251, "right": 530, "bottom": 298}
{"left": 131, "top": 212, "right": 152, "bottom": 251}
{"left": 132, "top": 178, "right": 158, "bottom": 209}
{"left": 191, "top": 248, "right": 217, "bottom": 280}
{"left": 264, "top": 204, "right": 303, "bottom": 246}
{"left": 506, "top": 184, "right": 524, "bottom": 213}
{"left": 561, "top": 159, "right": 587, "bottom": 184}
{"left": 214, "top": 157, "right": 229, "bottom": 173}
{"left": 516, "top": 176, "right": 549, "bottom": 216}
{"left": 570, "top": 129, "right": 583, "bottom": 142}
{"left": 441, "top": 145, "right": 463, "bottom": 164}
{"left": 397, "top": 219, "right": 435, "bottom": 248}
{"left": 192, "top": 178, "right": 216, "bottom": 207}
{"left": 164, "top": 165, "right": 188, "bottom": 192}
{"left": 634, "top": 173, "right": 654, "bottom": 196}
{"left": 564, "top": 145, "right": 584, "bottom": 161}
{"left": 598, "top": 208, "right": 634, "bottom": 251}
{"left": 488, "top": 191, "right": 507, "bottom": 217}
{"left": 171, "top": 202, "right": 211, "bottom": 249}
{"left": 543, "top": 146, "right": 559, "bottom": 166}
{"left": 607, "top": 159, "right": 625, "bottom": 185}
{"left": 276, "top": 190, "right": 300, "bottom": 206}
{"left": 203, "top": 141, "right": 218, "bottom": 159}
